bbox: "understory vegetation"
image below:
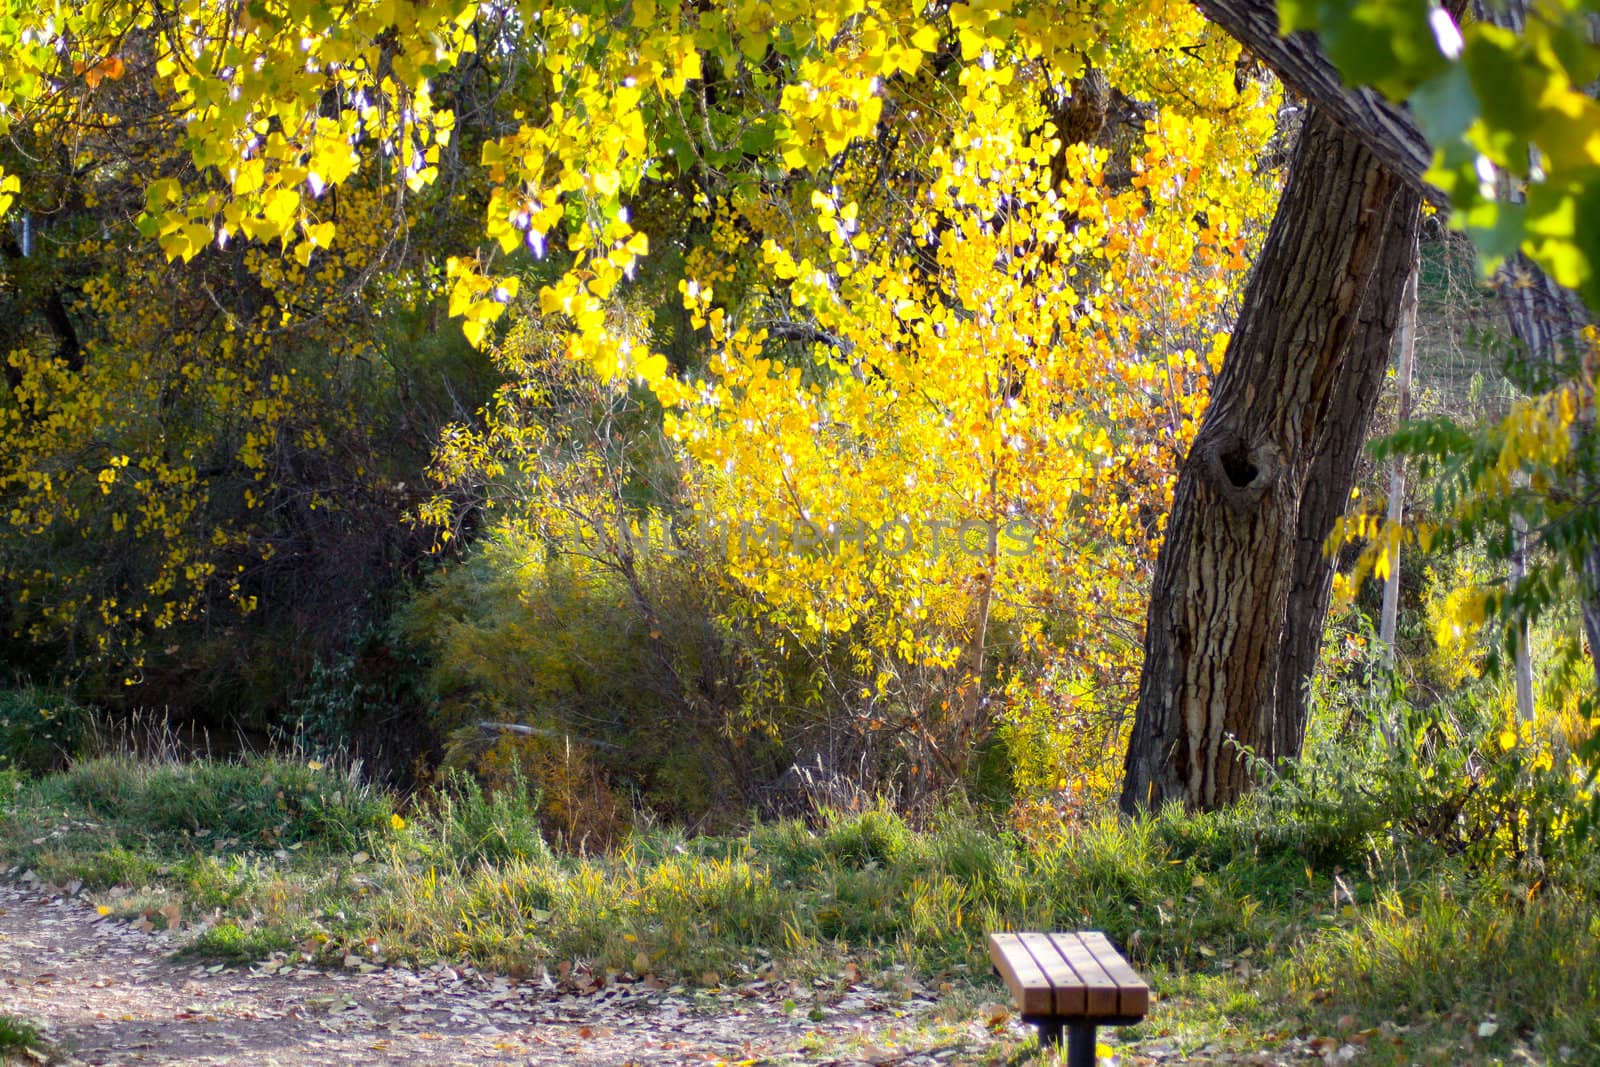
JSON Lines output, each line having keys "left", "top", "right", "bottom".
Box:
{"left": 0, "top": 1013, "right": 49, "bottom": 1063}
{"left": 2, "top": 683, "right": 1598, "bottom": 1065}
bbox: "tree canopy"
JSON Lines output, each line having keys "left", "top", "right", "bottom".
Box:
{"left": 0, "top": 0, "right": 1594, "bottom": 813}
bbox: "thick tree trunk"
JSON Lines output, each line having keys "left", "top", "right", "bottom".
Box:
{"left": 1271, "top": 199, "right": 1420, "bottom": 761}
{"left": 1187, "top": 0, "right": 1600, "bottom": 713}
{"left": 1120, "top": 109, "right": 1420, "bottom": 812}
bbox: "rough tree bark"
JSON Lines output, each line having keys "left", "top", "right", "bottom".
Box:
{"left": 1120, "top": 108, "right": 1421, "bottom": 812}
{"left": 1193, "top": 0, "right": 1600, "bottom": 695}
{"left": 1271, "top": 198, "right": 1420, "bottom": 762}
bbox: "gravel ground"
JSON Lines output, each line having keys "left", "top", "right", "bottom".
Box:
{"left": 0, "top": 885, "right": 991, "bottom": 1066}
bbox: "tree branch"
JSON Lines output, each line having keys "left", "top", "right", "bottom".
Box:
{"left": 1193, "top": 0, "right": 1441, "bottom": 203}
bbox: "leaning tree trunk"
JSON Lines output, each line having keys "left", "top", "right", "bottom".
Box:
{"left": 1270, "top": 198, "right": 1420, "bottom": 761}
{"left": 1193, "top": 0, "right": 1600, "bottom": 701}
{"left": 1120, "top": 108, "right": 1420, "bottom": 812}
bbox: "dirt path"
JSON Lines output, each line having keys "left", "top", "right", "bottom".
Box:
{"left": 0, "top": 886, "right": 985, "bottom": 1066}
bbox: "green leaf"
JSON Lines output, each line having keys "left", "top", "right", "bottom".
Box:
{"left": 144, "top": 178, "right": 182, "bottom": 210}
{"left": 1530, "top": 89, "right": 1600, "bottom": 174}
{"left": 1463, "top": 28, "right": 1542, "bottom": 158}
{"left": 1287, "top": 0, "right": 1446, "bottom": 99}
{"left": 1461, "top": 196, "right": 1527, "bottom": 270}
{"left": 739, "top": 121, "right": 777, "bottom": 157}
{"left": 1423, "top": 138, "right": 1487, "bottom": 213}
{"left": 1277, "top": 0, "right": 1322, "bottom": 34}
{"left": 1525, "top": 178, "right": 1600, "bottom": 304}
{"left": 1411, "top": 64, "right": 1477, "bottom": 146}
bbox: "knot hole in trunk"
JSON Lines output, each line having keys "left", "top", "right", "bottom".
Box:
{"left": 1219, "top": 446, "right": 1257, "bottom": 488}
{"left": 1201, "top": 433, "right": 1282, "bottom": 509}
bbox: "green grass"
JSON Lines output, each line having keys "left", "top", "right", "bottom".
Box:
{"left": 0, "top": 754, "right": 394, "bottom": 893}
{"left": 1, "top": 752, "right": 1596, "bottom": 1064}
{"left": 1285, "top": 882, "right": 1600, "bottom": 1063}
{"left": 0, "top": 1013, "right": 50, "bottom": 1064}
{"left": 183, "top": 921, "right": 295, "bottom": 963}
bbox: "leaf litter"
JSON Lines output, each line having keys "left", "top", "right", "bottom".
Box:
{"left": 0, "top": 883, "right": 990, "bottom": 1065}
{"left": 0, "top": 878, "right": 1373, "bottom": 1065}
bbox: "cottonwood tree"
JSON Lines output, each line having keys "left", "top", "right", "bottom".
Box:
{"left": 6, "top": 0, "right": 1586, "bottom": 809}
{"left": 0, "top": 1, "right": 1282, "bottom": 798}
{"left": 1122, "top": 0, "right": 1600, "bottom": 810}
{"left": 1272, "top": 0, "right": 1600, "bottom": 685}
{"left": 1120, "top": 108, "right": 1420, "bottom": 811}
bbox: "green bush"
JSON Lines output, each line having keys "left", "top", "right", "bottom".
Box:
{"left": 0, "top": 685, "right": 92, "bottom": 774}
{"left": 1277, "top": 647, "right": 1598, "bottom": 884}
{"left": 284, "top": 618, "right": 435, "bottom": 782}
{"left": 403, "top": 532, "right": 770, "bottom": 826}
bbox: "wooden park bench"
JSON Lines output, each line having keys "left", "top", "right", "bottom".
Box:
{"left": 986, "top": 931, "right": 1149, "bottom": 1066}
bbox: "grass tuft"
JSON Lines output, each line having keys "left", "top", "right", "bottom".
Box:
{"left": 0, "top": 1013, "right": 49, "bottom": 1062}
{"left": 1285, "top": 883, "right": 1600, "bottom": 1061}
{"left": 183, "top": 922, "right": 294, "bottom": 964}
{"left": 1, "top": 749, "right": 1596, "bottom": 1064}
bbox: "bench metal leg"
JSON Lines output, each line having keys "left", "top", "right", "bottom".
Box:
{"left": 1066, "top": 1022, "right": 1097, "bottom": 1067}
{"left": 1036, "top": 1018, "right": 1063, "bottom": 1047}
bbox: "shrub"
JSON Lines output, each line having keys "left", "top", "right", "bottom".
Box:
{"left": 285, "top": 619, "right": 436, "bottom": 784}
{"left": 0, "top": 684, "right": 92, "bottom": 774}
{"left": 404, "top": 531, "right": 766, "bottom": 826}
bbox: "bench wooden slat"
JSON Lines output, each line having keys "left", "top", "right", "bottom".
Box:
{"left": 985, "top": 932, "right": 1054, "bottom": 1016}
{"left": 1049, "top": 932, "right": 1119, "bottom": 1016}
{"left": 988, "top": 928, "right": 1148, "bottom": 1053}
{"left": 1016, "top": 931, "right": 1086, "bottom": 1016}
{"left": 1078, "top": 931, "right": 1150, "bottom": 1016}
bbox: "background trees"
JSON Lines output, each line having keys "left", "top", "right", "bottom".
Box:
{"left": 0, "top": 0, "right": 1592, "bottom": 825}
{"left": 0, "top": 1, "right": 500, "bottom": 754}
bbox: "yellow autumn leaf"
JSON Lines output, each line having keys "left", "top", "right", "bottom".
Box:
{"left": 635, "top": 351, "right": 668, "bottom": 382}
{"left": 234, "top": 159, "right": 266, "bottom": 196}
{"left": 306, "top": 221, "right": 336, "bottom": 248}
{"left": 263, "top": 188, "right": 300, "bottom": 233}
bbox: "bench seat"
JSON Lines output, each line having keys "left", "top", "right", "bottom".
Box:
{"left": 986, "top": 931, "right": 1149, "bottom": 1065}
